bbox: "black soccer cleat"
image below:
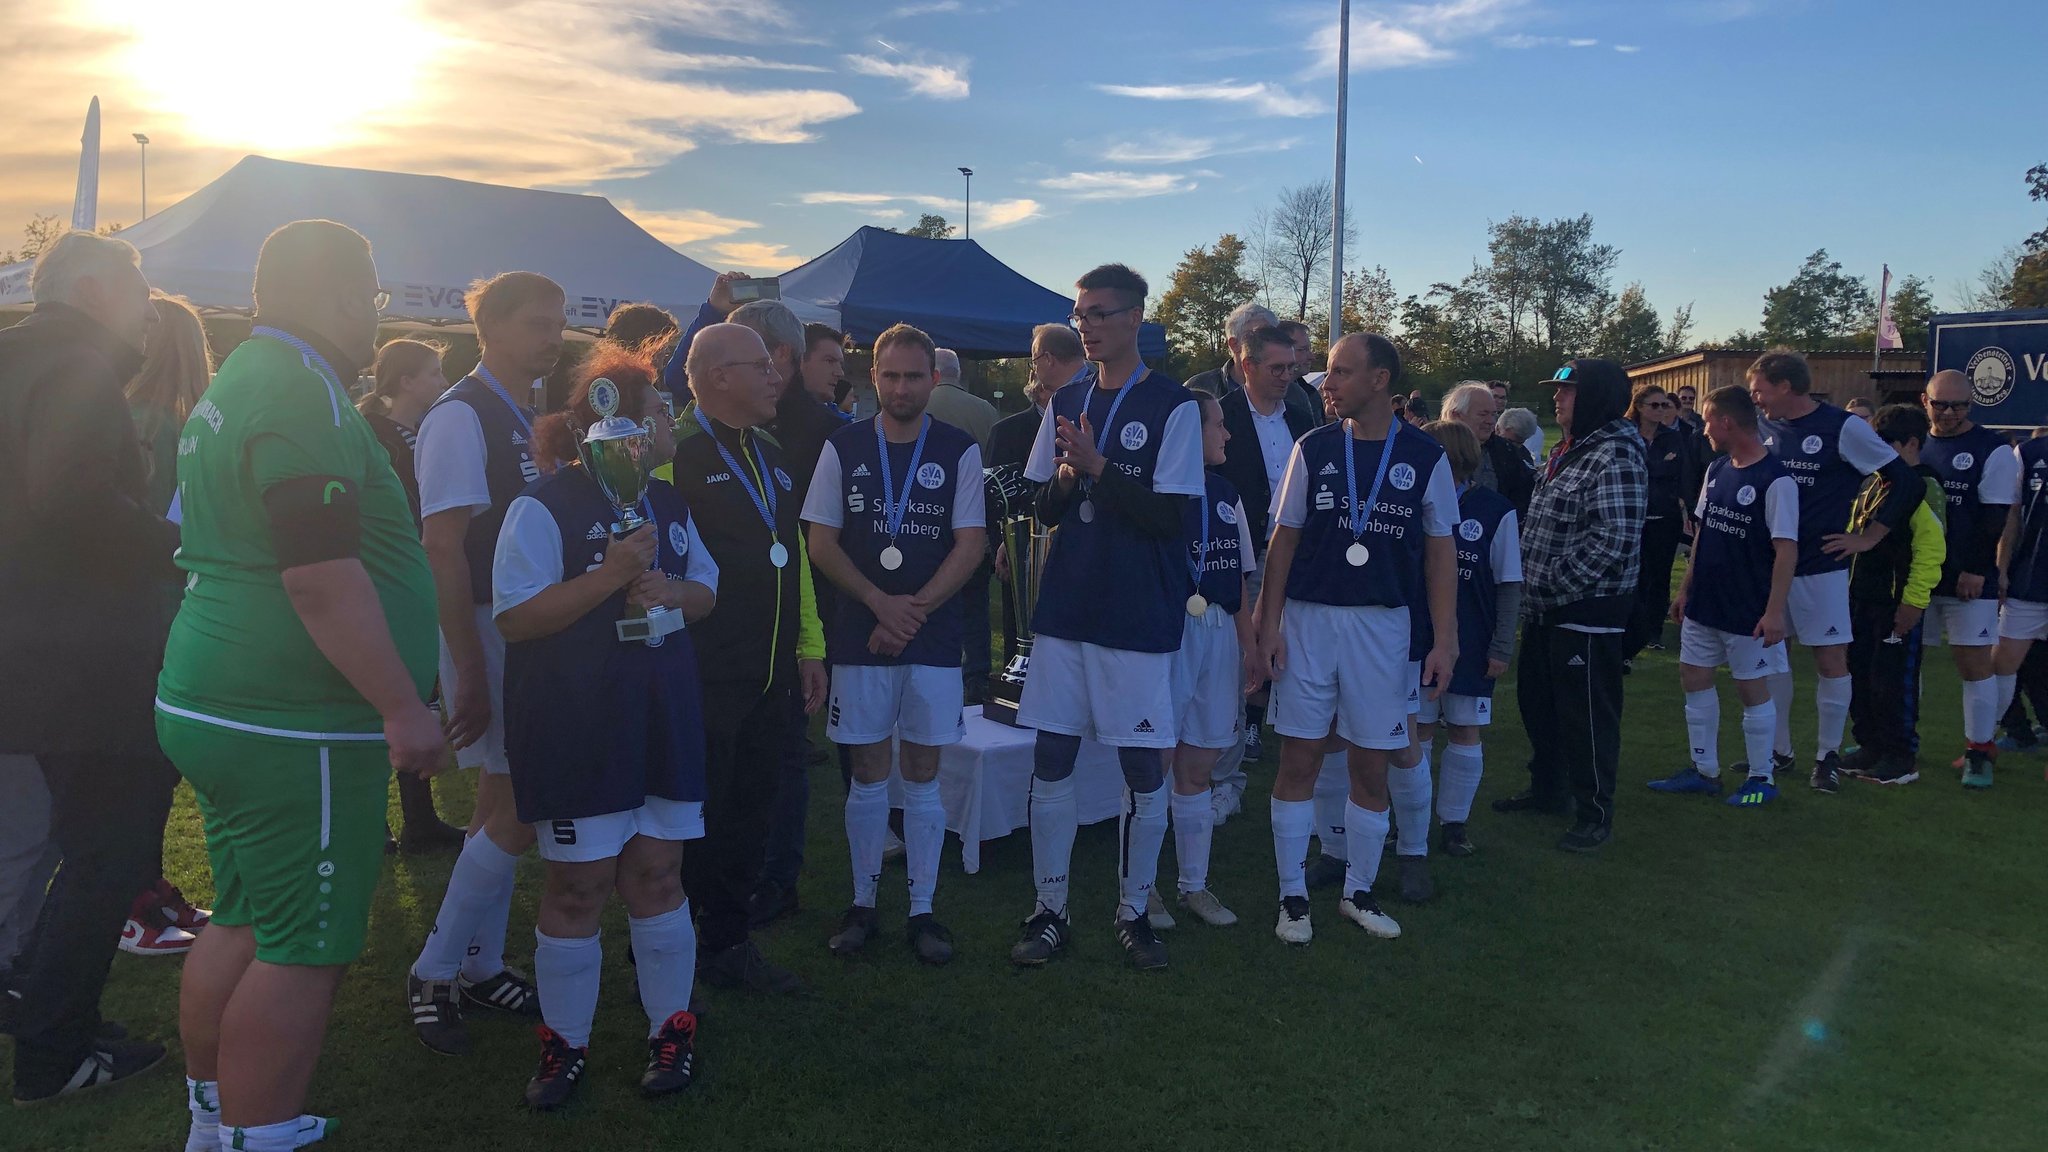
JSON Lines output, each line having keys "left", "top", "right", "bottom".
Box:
{"left": 827, "top": 905, "right": 879, "bottom": 956}
{"left": 408, "top": 970, "right": 470, "bottom": 1056}
{"left": 523, "top": 1026, "right": 587, "bottom": 1112}
{"left": 1008, "top": 908, "right": 1071, "bottom": 966}
{"left": 460, "top": 967, "right": 540, "bottom": 1017}
{"left": 1810, "top": 751, "right": 1842, "bottom": 794}
{"left": 906, "top": 914, "right": 955, "bottom": 966}
{"left": 1438, "top": 821, "right": 1474, "bottom": 857}
{"left": 640, "top": 1011, "right": 697, "bottom": 1099}
{"left": 1114, "top": 915, "right": 1169, "bottom": 971}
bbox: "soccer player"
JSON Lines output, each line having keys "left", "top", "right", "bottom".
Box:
{"left": 495, "top": 354, "right": 717, "bottom": 1109}
{"left": 1159, "top": 392, "right": 1259, "bottom": 928}
{"left": 1258, "top": 333, "right": 1458, "bottom": 945}
{"left": 158, "top": 221, "right": 446, "bottom": 1150}
{"left": 1918, "top": 370, "right": 2018, "bottom": 788}
{"left": 1011, "top": 264, "right": 1204, "bottom": 971}
{"left": 407, "top": 272, "right": 563, "bottom": 1053}
{"left": 1749, "top": 351, "right": 1923, "bottom": 792}
{"left": 802, "top": 323, "right": 986, "bottom": 963}
{"left": 1648, "top": 386, "right": 1799, "bottom": 807}
{"left": 1412, "top": 420, "right": 1522, "bottom": 856}
{"left": 1991, "top": 426, "right": 2048, "bottom": 787}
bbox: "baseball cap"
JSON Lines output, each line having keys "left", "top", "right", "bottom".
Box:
{"left": 1546, "top": 357, "right": 1629, "bottom": 393}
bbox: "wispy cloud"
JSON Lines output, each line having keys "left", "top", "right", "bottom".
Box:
{"left": 1568, "top": 37, "right": 1599, "bottom": 47}
{"left": 1095, "top": 132, "right": 1300, "bottom": 165}
{"left": 709, "top": 241, "right": 796, "bottom": 270}
{"left": 614, "top": 202, "right": 759, "bottom": 247}
{"left": 1312, "top": 0, "right": 1532, "bottom": 71}
{"left": 668, "top": 53, "right": 830, "bottom": 73}
{"left": 887, "top": 0, "right": 960, "bottom": 16}
{"left": 1495, "top": 33, "right": 1599, "bottom": 49}
{"left": 1096, "top": 82, "right": 1321, "bottom": 118}
{"left": 1614, "top": 43, "right": 1641, "bottom": 52}
{"left": 1037, "top": 171, "right": 1198, "bottom": 200}
{"left": 800, "top": 190, "right": 1041, "bottom": 230}
{"left": 844, "top": 52, "right": 971, "bottom": 99}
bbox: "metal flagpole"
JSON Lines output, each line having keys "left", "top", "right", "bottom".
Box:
{"left": 1328, "top": 0, "right": 1349, "bottom": 349}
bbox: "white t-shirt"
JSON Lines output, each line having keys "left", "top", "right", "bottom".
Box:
{"left": 1522, "top": 429, "right": 1546, "bottom": 465}
{"left": 1248, "top": 396, "right": 1295, "bottom": 494}
{"left": 415, "top": 402, "right": 490, "bottom": 519}
{"left": 1980, "top": 438, "right": 2021, "bottom": 506}
{"left": 1491, "top": 509, "right": 1524, "bottom": 582}
{"left": 1272, "top": 446, "right": 1460, "bottom": 539}
{"left": 800, "top": 439, "right": 988, "bottom": 530}
{"left": 2006, "top": 443, "right": 2031, "bottom": 503}
{"left": 492, "top": 495, "right": 719, "bottom": 619}
{"left": 1024, "top": 386, "right": 1205, "bottom": 497}
{"left": 1835, "top": 413, "right": 1900, "bottom": 476}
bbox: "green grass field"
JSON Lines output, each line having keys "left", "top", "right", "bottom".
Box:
{"left": 8, "top": 619, "right": 2047, "bottom": 1151}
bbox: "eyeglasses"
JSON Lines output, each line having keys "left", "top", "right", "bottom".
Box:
{"left": 719, "top": 358, "right": 778, "bottom": 377}
{"left": 1067, "top": 305, "right": 1137, "bottom": 329}
{"left": 1928, "top": 399, "right": 1970, "bottom": 412}
{"left": 1643, "top": 399, "right": 1674, "bottom": 409}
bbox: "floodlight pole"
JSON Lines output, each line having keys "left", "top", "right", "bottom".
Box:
{"left": 958, "top": 167, "right": 973, "bottom": 238}
{"left": 1328, "top": 0, "right": 1349, "bottom": 350}
{"left": 133, "top": 132, "right": 150, "bottom": 219}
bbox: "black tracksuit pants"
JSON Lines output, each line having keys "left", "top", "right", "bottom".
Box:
{"left": 1847, "top": 598, "right": 1922, "bottom": 758}
{"left": 685, "top": 680, "right": 796, "bottom": 955}
{"left": 1624, "top": 516, "right": 1683, "bottom": 660}
{"left": 1517, "top": 620, "right": 1625, "bottom": 828}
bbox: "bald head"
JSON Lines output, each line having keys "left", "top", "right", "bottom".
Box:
{"left": 687, "top": 322, "right": 780, "bottom": 429}
{"left": 1924, "top": 368, "right": 1974, "bottom": 436}
{"left": 254, "top": 219, "right": 381, "bottom": 365}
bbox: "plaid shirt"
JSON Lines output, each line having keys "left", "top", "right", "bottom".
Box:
{"left": 1522, "top": 418, "right": 1648, "bottom": 618}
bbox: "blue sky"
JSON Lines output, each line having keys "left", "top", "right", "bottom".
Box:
{"left": 7, "top": 0, "right": 2042, "bottom": 340}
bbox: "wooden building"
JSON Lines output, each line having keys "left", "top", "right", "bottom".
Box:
{"left": 1625, "top": 348, "right": 1927, "bottom": 410}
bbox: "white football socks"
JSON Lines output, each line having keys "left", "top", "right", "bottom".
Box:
{"left": 1767, "top": 670, "right": 1795, "bottom": 758}
{"left": 1313, "top": 751, "right": 1349, "bottom": 862}
{"left": 1814, "top": 674, "right": 1852, "bottom": 758}
{"left": 844, "top": 778, "right": 890, "bottom": 909}
{"left": 414, "top": 832, "right": 520, "bottom": 981}
{"left": 215, "top": 1115, "right": 338, "bottom": 1151}
{"left": 1271, "top": 796, "right": 1314, "bottom": 899}
{"left": 1341, "top": 801, "right": 1390, "bottom": 897}
{"left": 187, "top": 1079, "right": 336, "bottom": 1150}
{"left": 1435, "top": 742, "right": 1484, "bottom": 824}
{"left": 1685, "top": 688, "right": 1721, "bottom": 777}
{"left": 1169, "top": 789, "right": 1214, "bottom": 893}
{"left": 628, "top": 902, "right": 694, "bottom": 1036}
{"left": 1962, "top": 676, "right": 1997, "bottom": 745}
{"left": 1117, "top": 784, "right": 1168, "bottom": 921}
{"left": 1028, "top": 775, "right": 1077, "bottom": 918}
{"left": 1387, "top": 751, "right": 1432, "bottom": 858}
{"left": 1994, "top": 673, "right": 2019, "bottom": 730}
{"left": 532, "top": 928, "right": 600, "bottom": 1050}
{"left": 1742, "top": 701, "right": 1777, "bottom": 782}
{"left": 902, "top": 776, "right": 944, "bottom": 918}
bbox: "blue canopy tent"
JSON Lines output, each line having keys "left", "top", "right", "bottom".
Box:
{"left": 776, "top": 226, "right": 1167, "bottom": 360}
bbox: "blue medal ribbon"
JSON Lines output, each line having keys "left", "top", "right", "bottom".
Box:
{"left": 694, "top": 408, "right": 780, "bottom": 536}
{"left": 1077, "top": 363, "right": 1145, "bottom": 495}
{"left": 1343, "top": 417, "right": 1402, "bottom": 545}
{"left": 874, "top": 415, "right": 932, "bottom": 546}
{"left": 471, "top": 363, "right": 535, "bottom": 438}
{"left": 251, "top": 325, "right": 339, "bottom": 386}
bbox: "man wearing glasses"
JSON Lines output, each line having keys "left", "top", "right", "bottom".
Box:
{"left": 1917, "top": 370, "right": 2018, "bottom": 788}
{"left": 1184, "top": 302, "right": 1279, "bottom": 399}
{"left": 1011, "top": 264, "right": 1204, "bottom": 971}
{"left": 1748, "top": 352, "right": 1923, "bottom": 793}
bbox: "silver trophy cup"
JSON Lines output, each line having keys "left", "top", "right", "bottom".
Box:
{"left": 577, "top": 379, "right": 684, "bottom": 646}
{"left": 983, "top": 464, "right": 1049, "bottom": 727}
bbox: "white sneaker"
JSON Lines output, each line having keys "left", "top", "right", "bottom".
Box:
{"left": 1274, "top": 895, "right": 1312, "bottom": 944}
{"left": 1337, "top": 890, "right": 1402, "bottom": 939}
{"left": 1146, "top": 892, "right": 1176, "bottom": 931}
{"left": 1177, "top": 888, "right": 1238, "bottom": 927}
{"left": 881, "top": 829, "right": 905, "bottom": 863}
{"left": 1210, "top": 785, "right": 1241, "bottom": 825}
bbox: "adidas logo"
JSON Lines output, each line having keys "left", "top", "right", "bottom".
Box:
{"left": 851, "top": 464, "right": 871, "bottom": 477}
{"left": 1389, "top": 723, "right": 1406, "bottom": 736}
{"left": 585, "top": 524, "right": 608, "bottom": 541}
{"left": 1134, "top": 719, "right": 1155, "bottom": 734}
{"left": 1825, "top": 625, "right": 1840, "bottom": 636}
{"left": 1567, "top": 655, "right": 1585, "bottom": 667}
{"left": 511, "top": 432, "right": 527, "bottom": 445}
{"left": 1755, "top": 658, "right": 1768, "bottom": 669}
{"left": 1318, "top": 462, "right": 1339, "bottom": 476}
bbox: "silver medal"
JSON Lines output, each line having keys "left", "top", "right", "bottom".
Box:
{"left": 769, "top": 541, "right": 790, "bottom": 569}
{"left": 880, "top": 545, "right": 904, "bottom": 571}
{"left": 1186, "top": 593, "right": 1208, "bottom": 617}
{"left": 1078, "top": 499, "right": 1095, "bottom": 523}
{"left": 1346, "top": 542, "right": 1369, "bottom": 567}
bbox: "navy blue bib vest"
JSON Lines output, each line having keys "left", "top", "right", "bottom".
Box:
{"left": 1188, "top": 472, "right": 1249, "bottom": 615}
{"left": 1448, "top": 484, "right": 1514, "bottom": 699}
{"left": 1761, "top": 403, "right": 1856, "bottom": 577}
{"left": 1921, "top": 423, "right": 2005, "bottom": 592}
{"left": 824, "top": 417, "right": 978, "bottom": 667}
{"left": 430, "top": 375, "right": 540, "bottom": 604}
{"left": 501, "top": 470, "right": 707, "bottom": 825}
{"left": 1284, "top": 421, "right": 1447, "bottom": 610}
{"left": 1689, "top": 454, "right": 1791, "bottom": 636}
{"left": 2009, "top": 438, "right": 2048, "bottom": 603}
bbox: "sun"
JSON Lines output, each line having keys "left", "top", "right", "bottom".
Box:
{"left": 84, "top": 0, "right": 443, "bottom": 153}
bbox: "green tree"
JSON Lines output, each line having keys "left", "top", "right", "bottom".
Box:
{"left": 1527, "top": 214, "right": 1618, "bottom": 359}
{"left": 2026, "top": 161, "right": 2047, "bottom": 252}
{"left": 1154, "top": 233, "right": 1258, "bottom": 374}
{"left": 1397, "top": 268, "right": 1506, "bottom": 390}
{"left": 1885, "top": 274, "right": 1936, "bottom": 350}
{"left": 1480, "top": 215, "right": 1542, "bottom": 381}
{"left": 897, "top": 214, "right": 953, "bottom": 239}
{"left": 1338, "top": 265, "right": 1396, "bottom": 336}
{"left": 1662, "top": 301, "right": 1695, "bottom": 353}
{"left": 2014, "top": 251, "right": 2048, "bottom": 309}
{"left": 1761, "top": 249, "right": 1872, "bottom": 348}
{"left": 1592, "top": 282, "right": 1665, "bottom": 364}
{"left": 0, "top": 214, "right": 63, "bottom": 265}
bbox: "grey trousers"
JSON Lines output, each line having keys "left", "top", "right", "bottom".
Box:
{"left": 0, "top": 754, "right": 59, "bottom": 970}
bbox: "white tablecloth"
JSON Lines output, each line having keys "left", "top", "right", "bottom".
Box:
{"left": 889, "top": 706, "right": 1128, "bottom": 873}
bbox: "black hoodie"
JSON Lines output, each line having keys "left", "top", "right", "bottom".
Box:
{"left": 1521, "top": 359, "right": 1648, "bottom": 628}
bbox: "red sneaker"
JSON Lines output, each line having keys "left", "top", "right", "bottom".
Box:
{"left": 118, "top": 916, "right": 196, "bottom": 957}
{"left": 153, "top": 879, "right": 210, "bottom": 933}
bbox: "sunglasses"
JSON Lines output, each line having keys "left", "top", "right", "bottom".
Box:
{"left": 1928, "top": 399, "right": 1970, "bottom": 412}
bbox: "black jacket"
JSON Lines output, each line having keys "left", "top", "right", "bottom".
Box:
{"left": 1480, "top": 433, "right": 1535, "bottom": 516}
{"left": 989, "top": 406, "right": 1040, "bottom": 472}
{"left": 1641, "top": 423, "right": 1694, "bottom": 522}
{"left": 1217, "top": 387, "right": 1317, "bottom": 560}
{"left": 0, "top": 304, "right": 182, "bottom": 755}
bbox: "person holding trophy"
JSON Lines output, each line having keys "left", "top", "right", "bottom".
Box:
{"left": 800, "top": 323, "right": 987, "bottom": 965}
{"left": 495, "top": 349, "right": 717, "bottom": 1109}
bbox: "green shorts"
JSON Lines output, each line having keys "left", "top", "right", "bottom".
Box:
{"left": 156, "top": 711, "right": 390, "bottom": 966}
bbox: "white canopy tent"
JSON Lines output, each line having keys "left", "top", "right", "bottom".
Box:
{"left": 0, "top": 155, "right": 718, "bottom": 327}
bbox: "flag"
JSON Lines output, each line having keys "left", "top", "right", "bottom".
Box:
{"left": 70, "top": 97, "right": 100, "bottom": 233}
{"left": 1876, "top": 263, "right": 1901, "bottom": 351}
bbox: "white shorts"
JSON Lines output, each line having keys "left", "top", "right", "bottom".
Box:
{"left": 826, "top": 663, "right": 965, "bottom": 747}
{"left": 1416, "top": 692, "right": 1493, "bottom": 727}
{"left": 1171, "top": 607, "right": 1244, "bottom": 750}
{"left": 1018, "top": 635, "right": 1178, "bottom": 749}
{"left": 1405, "top": 661, "right": 1423, "bottom": 716}
{"left": 1999, "top": 598, "right": 2048, "bottom": 642}
{"left": 534, "top": 797, "right": 704, "bottom": 864}
{"left": 1270, "top": 600, "right": 1413, "bottom": 750}
{"left": 438, "top": 603, "right": 508, "bottom": 775}
{"left": 1785, "top": 570, "right": 1853, "bottom": 648}
{"left": 1925, "top": 594, "right": 1998, "bottom": 647}
{"left": 1679, "top": 618, "right": 1790, "bottom": 680}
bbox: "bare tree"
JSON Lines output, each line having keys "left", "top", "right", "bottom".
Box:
{"left": 1955, "top": 244, "right": 2023, "bottom": 312}
{"left": 1251, "top": 180, "right": 1356, "bottom": 322}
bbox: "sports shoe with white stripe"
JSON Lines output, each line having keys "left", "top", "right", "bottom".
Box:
{"left": 460, "top": 967, "right": 540, "bottom": 1016}
{"left": 1337, "top": 890, "right": 1402, "bottom": 938}
{"left": 640, "top": 1010, "right": 697, "bottom": 1099}
{"left": 407, "top": 970, "right": 469, "bottom": 1056}
{"left": 523, "top": 1025, "right": 587, "bottom": 1112}
{"left": 12, "top": 1038, "right": 166, "bottom": 1104}
{"left": 1009, "top": 908, "right": 1071, "bottom": 966}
